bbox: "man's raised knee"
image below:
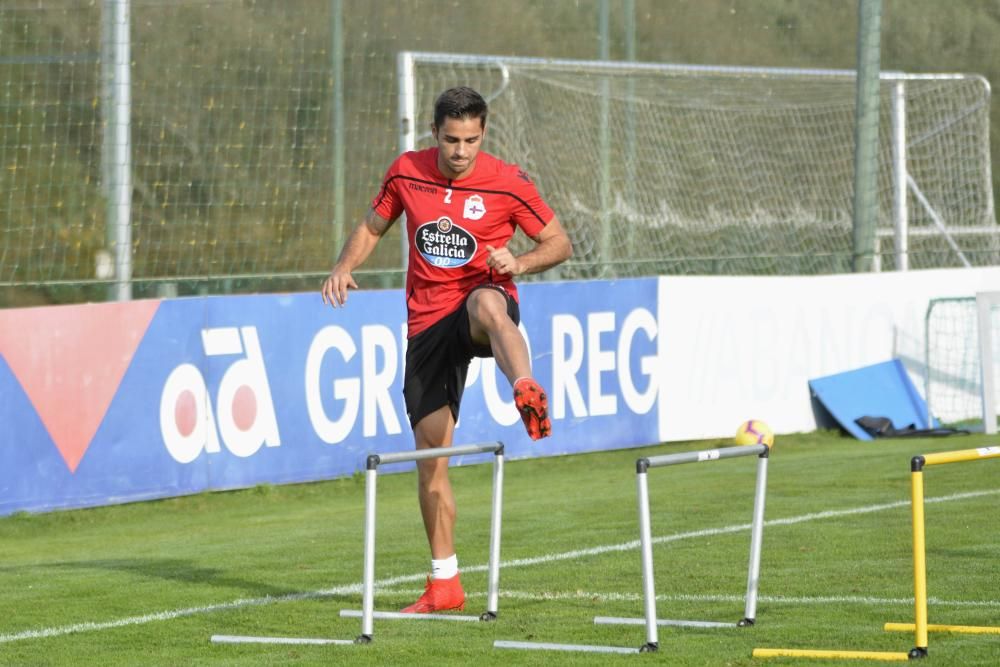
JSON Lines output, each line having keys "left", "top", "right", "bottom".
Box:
{"left": 468, "top": 288, "right": 511, "bottom": 333}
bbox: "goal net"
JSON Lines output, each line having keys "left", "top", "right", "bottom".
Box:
{"left": 925, "top": 293, "right": 1000, "bottom": 432}
{"left": 400, "top": 52, "right": 998, "bottom": 279}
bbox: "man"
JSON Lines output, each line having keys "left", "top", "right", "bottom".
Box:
{"left": 321, "top": 86, "right": 571, "bottom": 614}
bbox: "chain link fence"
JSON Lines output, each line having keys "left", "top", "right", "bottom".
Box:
{"left": 1, "top": 0, "right": 998, "bottom": 307}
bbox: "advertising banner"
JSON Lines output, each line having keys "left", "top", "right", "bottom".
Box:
{"left": 0, "top": 278, "right": 661, "bottom": 515}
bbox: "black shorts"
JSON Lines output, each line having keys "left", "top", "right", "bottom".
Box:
{"left": 403, "top": 285, "right": 520, "bottom": 428}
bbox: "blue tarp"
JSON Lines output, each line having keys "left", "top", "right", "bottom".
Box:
{"left": 808, "top": 359, "right": 934, "bottom": 441}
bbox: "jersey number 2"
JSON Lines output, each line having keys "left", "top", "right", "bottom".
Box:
{"left": 444, "top": 188, "right": 453, "bottom": 204}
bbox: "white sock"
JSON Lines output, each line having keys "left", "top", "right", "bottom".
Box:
{"left": 431, "top": 554, "right": 458, "bottom": 580}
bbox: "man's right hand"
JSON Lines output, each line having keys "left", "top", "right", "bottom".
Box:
{"left": 321, "top": 267, "right": 358, "bottom": 307}
{"left": 321, "top": 209, "right": 392, "bottom": 308}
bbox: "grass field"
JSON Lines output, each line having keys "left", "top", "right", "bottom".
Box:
{"left": 2, "top": 430, "right": 998, "bottom": 666}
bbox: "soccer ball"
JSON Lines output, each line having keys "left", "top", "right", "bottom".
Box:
{"left": 734, "top": 419, "right": 774, "bottom": 448}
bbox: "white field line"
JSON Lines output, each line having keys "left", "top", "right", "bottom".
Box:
{"left": 456, "top": 487, "right": 1000, "bottom": 575}
{"left": 386, "top": 589, "right": 1000, "bottom": 609}
{"left": 1, "top": 487, "right": 997, "bottom": 644}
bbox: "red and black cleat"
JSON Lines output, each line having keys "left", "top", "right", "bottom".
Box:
{"left": 513, "top": 377, "right": 551, "bottom": 440}
{"left": 400, "top": 574, "right": 465, "bottom": 613}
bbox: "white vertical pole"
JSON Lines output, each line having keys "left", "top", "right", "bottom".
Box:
{"left": 924, "top": 303, "right": 934, "bottom": 429}
{"left": 360, "top": 465, "right": 378, "bottom": 639}
{"left": 485, "top": 449, "right": 505, "bottom": 617}
{"left": 111, "top": 0, "right": 132, "bottom": 301}
{"left": 891, "top": 80, "right": 908, "bottom": 271}
{"left": 977, "top": 293, "right": 997, "bottom": 434}
{"left": 396, "top": 52, "right": 416, "bottom": 272}
{"left": 742, "top": 454, "right": 769, "bottom": 624}
{"left": 396, "top": 52, "right": 417, "bottom": 154}
{"left": 636, "top": 467, "right": 659, "bottom": 649}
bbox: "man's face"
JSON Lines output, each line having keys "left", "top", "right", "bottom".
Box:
{"left": 432, "top": 116, "right": 485, "bottom": 180}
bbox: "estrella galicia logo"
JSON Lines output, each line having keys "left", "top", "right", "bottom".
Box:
{"left": 415, "top": 217, "right": 477, "bottom": 268}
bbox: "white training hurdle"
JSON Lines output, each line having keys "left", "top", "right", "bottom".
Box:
{"left": 211, "top": 441, "right": 506, "bottom": 647}
{"left": 496, "top": 442, "right": 770, "bottom": 654}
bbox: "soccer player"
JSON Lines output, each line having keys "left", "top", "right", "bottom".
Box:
{"left": 321, "top": 86, "right": 571, "bottom": 613}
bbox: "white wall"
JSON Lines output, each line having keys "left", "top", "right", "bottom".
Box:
{"left": 656, "top": 267, "right": 1000, "bottom": 441}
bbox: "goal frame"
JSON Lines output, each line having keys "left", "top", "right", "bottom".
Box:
{"left": 977, "top": 291, "right": 1000, "bottom": 434}
{"left": 924, "top": 291, "right": 1000, "bottom": 433}
{"left": 396, "top": 51, "right": 993, "bottom": 272}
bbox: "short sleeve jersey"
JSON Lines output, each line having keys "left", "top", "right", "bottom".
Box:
{"left": 371, "top": 148, "right": 554, "bottom": 337}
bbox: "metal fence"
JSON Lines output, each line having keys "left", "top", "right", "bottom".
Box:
{"left": 1, "top": 0, "right": 998, "bottom": 307}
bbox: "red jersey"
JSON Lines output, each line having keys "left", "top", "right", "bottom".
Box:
{"left": 371, "top": 148, "right": 554, "bottom": 337}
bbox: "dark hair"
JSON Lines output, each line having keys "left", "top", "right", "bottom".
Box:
{"left": 433, "top": 86, "right": 488, "bottom": 129}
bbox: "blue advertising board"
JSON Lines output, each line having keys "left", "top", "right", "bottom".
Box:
{"left": 0, "top": 278, "right": 661, "bottom": 515}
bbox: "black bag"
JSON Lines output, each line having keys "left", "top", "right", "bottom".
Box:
{"left": 854, "top": 415, "right": 969, "bottom": 439}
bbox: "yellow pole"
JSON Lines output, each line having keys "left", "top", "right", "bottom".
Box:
{"left": 885, "top": 622, "right": 1000, "bottom": 635}
{"left": 752, "top": 648, "right": 910, "bottom": 661}
{"left": 911, "top": 468, "right": 928, "bottom": 653}
{"left": 922, "top": 446, "right": 1000, "bottom": 467}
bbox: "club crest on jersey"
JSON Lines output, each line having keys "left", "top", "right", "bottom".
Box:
{"left": 415, "top": 217, "right": 477, "bottom": 268}
{"left": 463, "top": 194, "right": 486, "bottom": 221}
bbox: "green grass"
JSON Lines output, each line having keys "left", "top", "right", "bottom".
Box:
{"left": 1, "top": 431, "right": 998, "bottom": 665}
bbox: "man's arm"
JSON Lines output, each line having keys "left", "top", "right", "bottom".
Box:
{"left": 321, "top": 208, "right": 394, "bottom": 307}
{"left": 485, "top": 215, "right": 572, "bottom": 277}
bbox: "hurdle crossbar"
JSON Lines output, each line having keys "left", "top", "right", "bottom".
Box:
{"left": 883, "top": 446, "right": 1000, "bottom": 657}
{"left": 351, "top": 441, "right": 506, "bottom": 643}
{"left": 594, "top": 444, "right": 770, "bottom": 653}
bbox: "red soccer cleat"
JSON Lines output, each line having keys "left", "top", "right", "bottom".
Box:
{"left": 513, "top": 377, "right": 551, "bottom": 440}
{"left": 400, "top": 574, "right": 466, "bottom": 613}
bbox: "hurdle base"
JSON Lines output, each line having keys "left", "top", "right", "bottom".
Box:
{"left": 479, "top": 611, "right": 498, "bottom": 622}
{"left": 639, "top": 642, "right": 659, "bottom": 653}
{"left": 210, "top": 634, "right": 355, "bottom": 646}
{"left": 595, "top": 615, "right": 740, "bottom": 629}
{"left": 340, "top": 609, "right": 482, "bottom": 623}
{"left": 753, "top": 647, "right": 912, "bottom": 661}
{"left": 886, "top": 621, "right": 1000, "bottom": 635}
{"left": 738, "top": 617, "right": 755, "bottom": 627}
{"left": 908, "top": 647, "right": 928, "bottom": 660}
{"left": 494, "top": 639, "right": 641, "bottom": 654}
